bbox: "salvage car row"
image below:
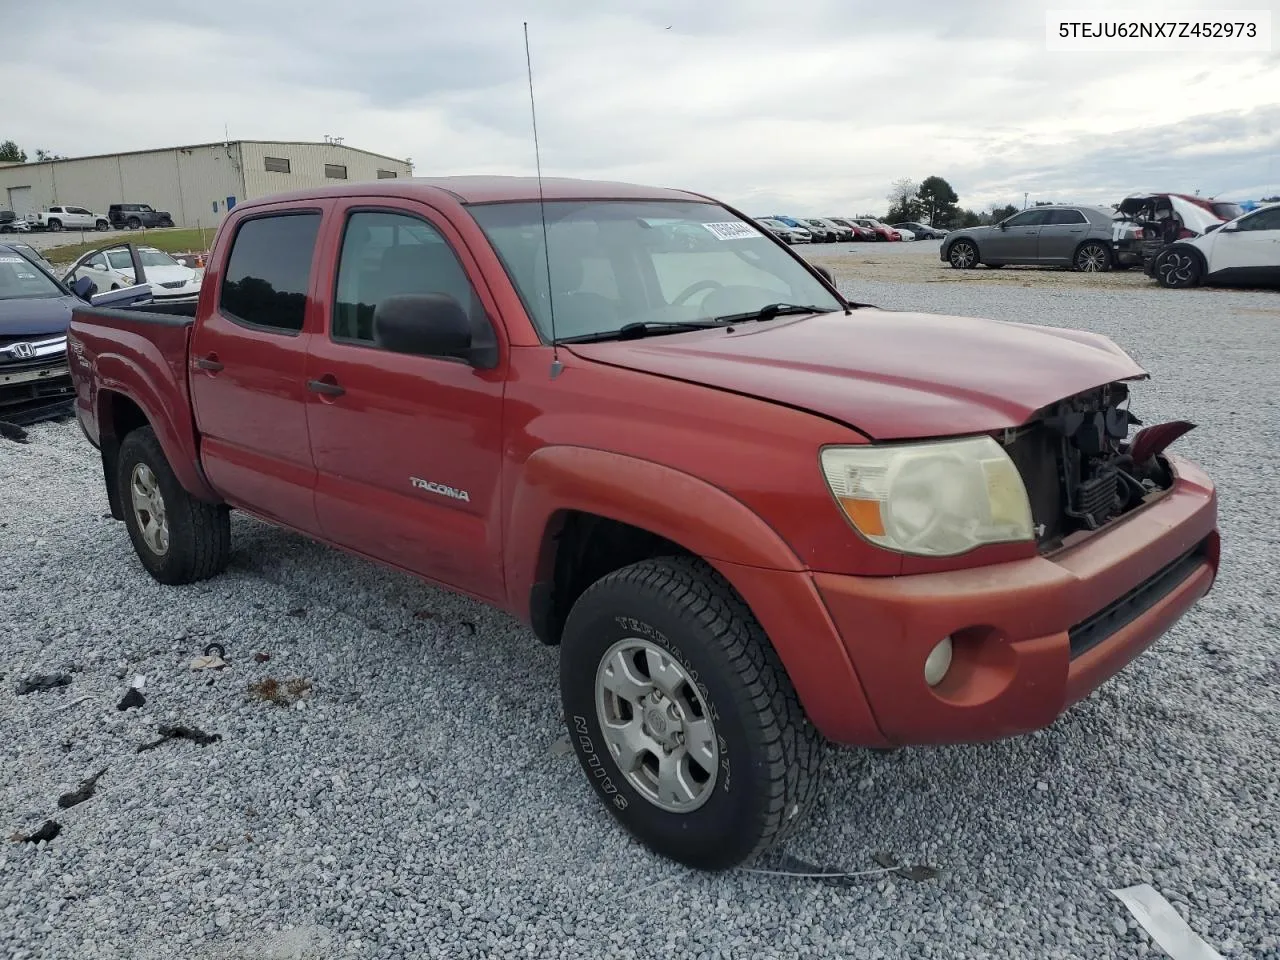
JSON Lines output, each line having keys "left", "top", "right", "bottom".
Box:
{"left": 757, "top": 215, "right": 948, "bottom": 243}
{"left": 939, "top": 193, "right": 1280, "bottom": 288}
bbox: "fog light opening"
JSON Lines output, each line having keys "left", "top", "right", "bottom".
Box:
{"left": 924, "top": 636, "right": 953, "bottom": 687}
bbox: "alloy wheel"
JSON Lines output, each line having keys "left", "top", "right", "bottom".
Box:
{"left": 594, "top": 637, "right": 719, "bottom": 813}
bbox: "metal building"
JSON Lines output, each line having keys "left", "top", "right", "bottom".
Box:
{"left": 0, "top": 140, "right": 412, "bottom": 229}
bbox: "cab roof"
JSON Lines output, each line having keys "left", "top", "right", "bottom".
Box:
{"left": 233, "top": 176, "right": 712, "bottom": 212}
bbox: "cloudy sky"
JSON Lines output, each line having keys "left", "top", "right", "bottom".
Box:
{"left": 8, "top": 0, "right": 1279, "bottom": 216}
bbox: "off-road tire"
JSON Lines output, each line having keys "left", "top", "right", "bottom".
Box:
{"left": 559, "top": 556, "right": 823, "bottom": 870}
{"left": 127, "top": 217, "right": 141, "bottom": 230}
{"left": 948, "top": 240, "right": 978, "bottom": 268}
{"left": 117, "top": 426, "right": 231, "bottom": 585}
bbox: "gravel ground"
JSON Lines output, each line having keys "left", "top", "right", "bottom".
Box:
{"left": 2, "top": 256, "right": 1278, "bottom": 958}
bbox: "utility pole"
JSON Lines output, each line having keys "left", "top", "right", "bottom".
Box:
{"left": 1023, "top": 192, "right": 1028, "bottom": 209}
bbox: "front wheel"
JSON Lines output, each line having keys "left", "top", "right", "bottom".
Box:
{"left": 948, "top": 240, "right": 978, "bottom": 268}
{"left": 127, "top": 217, "right": 141, "bottom": 230}
{"left": 1154, "top": 248, "right": 1202, "bottom": 288}
{"left": 96, "top": 220, "right": 109, "bottom": 232}
{"left": 1075, "top": 241, "right": 1112, "bottom": 272}
{"left": 560, "top": 557, "right": 822, "bottom": 870}
{"left": 117, "top": 426, "right": 232, "bottom": 585}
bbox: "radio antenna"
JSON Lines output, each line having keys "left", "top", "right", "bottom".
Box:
{"left": 524, "top": 21, "right": 561, "bottom": 377}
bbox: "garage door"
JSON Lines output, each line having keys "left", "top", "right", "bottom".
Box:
{"left": 6, "top": 186, "right": 33, "bottom": 217}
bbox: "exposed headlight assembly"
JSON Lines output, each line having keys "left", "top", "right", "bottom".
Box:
{"left": 820, "top": 436, "right": 1034, "bottom": 557}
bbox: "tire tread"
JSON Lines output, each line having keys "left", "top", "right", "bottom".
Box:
{"left": 583, "top": 556, "right": 823, "bottom": 864}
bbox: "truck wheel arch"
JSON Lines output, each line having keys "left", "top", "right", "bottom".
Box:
{"left": 505, "top": 446, "right": 883, "bottom": 744}
{"left": 96, "top": 387, "right": 220, "bottom": 519}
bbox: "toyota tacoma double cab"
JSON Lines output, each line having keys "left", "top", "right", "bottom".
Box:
{"left": 66, "top": 177, "right": 1219, "bottom": 870}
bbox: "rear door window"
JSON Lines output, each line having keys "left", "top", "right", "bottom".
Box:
{"left": 219, "top": 213, "right": 322, "bottom": 334}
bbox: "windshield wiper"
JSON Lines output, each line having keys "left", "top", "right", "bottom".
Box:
{"left": 558, "top": 320, "right": 727, "bottom": 344}
{"left": 708, "top": 303, "right": 835, "bottom": 324}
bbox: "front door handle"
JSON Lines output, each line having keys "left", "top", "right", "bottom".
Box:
{"left": 194, "top": 355, "right": 223, "bottom": 372}
{"left": 307, "top": 378, "right": 345, "bottom": 397}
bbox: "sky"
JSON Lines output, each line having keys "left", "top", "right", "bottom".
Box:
{"left": 6, "top": 0, "right": 1279, "bottom": 217}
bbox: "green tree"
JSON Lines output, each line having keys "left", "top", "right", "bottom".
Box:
{"left": 987, "top": 203, "right": 1019, "bottom": 223}
{"left": 34, "top": 148, "right": 65, "bottom": 161}
{"left": 0, "top": 140, "right": 27, "bottom": 163}
{"left": 885, "top": 177, "right": 920, "bottom": 223}
{"left": 916, "top": 175, "right": 959, "bottom": 226}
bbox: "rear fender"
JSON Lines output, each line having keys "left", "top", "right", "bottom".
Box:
{"left": 505, "top": 445, "right": 883, "bottom": 743}
{"left": 94, "top": 351, "right": 218, "bottom": 507}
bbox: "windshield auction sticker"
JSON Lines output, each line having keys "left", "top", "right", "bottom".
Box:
{"left": 702, "top": 221, "right": 759, "bottom": 240}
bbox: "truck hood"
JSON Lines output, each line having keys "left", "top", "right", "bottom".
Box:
{"left": 566, "top": 308, "right": 1147, "bottom": 440}
{"left": 0, "top": 295, "right": 77, "bottom": 338}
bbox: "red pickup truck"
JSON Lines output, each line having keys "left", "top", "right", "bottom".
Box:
{"left": 66, "top": 177, "right": 1219, "bottom": 870}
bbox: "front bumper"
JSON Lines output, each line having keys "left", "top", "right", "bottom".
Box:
{"left": 806, "top": 454, "right": 1218, "bottom": 745}
{"left": 0, "top": 361, "right": 75, "bottom": 425}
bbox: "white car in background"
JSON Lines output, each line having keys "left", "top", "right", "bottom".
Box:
{"left": 64, "top": 244, "right": 202, "bottom": 298}
{"left": 27, "top": 205, "right": 111, "bottom": 232}
{"left": 1149, "top": 202, "right": 1280, "bottom": 289}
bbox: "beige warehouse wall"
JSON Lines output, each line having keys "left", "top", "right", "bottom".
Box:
{"left": 0, "top": 145, "right": 246, "bottom": 228}
{"left": 240, "top": 142, "right": 412, "bottom": 202}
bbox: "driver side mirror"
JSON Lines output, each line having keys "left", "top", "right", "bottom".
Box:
{"left": 998, "top": 222, "right": 1008, "bottom": 230}
{"left": 373, "top": 293, "right": 497, "bottom": 369}
{"left": 1218, "top": 222, "right": 1239, "bottom": 233}
{"left": 71, "top": 275, "right": 97, "bottom": 300}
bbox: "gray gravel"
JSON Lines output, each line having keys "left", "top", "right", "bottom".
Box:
{"left": 2, "top": 264, "right": 1279, "bottom": 959}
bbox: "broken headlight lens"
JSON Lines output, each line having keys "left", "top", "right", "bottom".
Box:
{"left": 820, "top": 436, "right": 1034, "bottom": 557}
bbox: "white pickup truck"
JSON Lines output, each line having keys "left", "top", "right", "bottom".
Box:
{"left": 26, "top": 205, "right": 111, "bottom": 233}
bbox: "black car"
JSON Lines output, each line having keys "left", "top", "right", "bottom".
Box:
{"left": 0, "top": 243, "right": 81, "bottom": 425}
{"left": 108, "top": 203, "right": 175, "bottom": 230}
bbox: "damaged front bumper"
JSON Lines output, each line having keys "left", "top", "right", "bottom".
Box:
{"left": 1, "top": 355, "right": 75, "bottom": 426}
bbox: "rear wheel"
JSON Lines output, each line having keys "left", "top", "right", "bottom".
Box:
{"left": 117, "top": 426, "right": 231, "bottom": 585}
{"left": 1075, "top": 241, "right": 1112, "bottom": 272}
{"left": 559, "top": 557, "right": 822, "bottom": 870}
{"left": 1154, "top": 248, "right": 1202, "bottom": 288}
{"left": 127, "top": 217, "right": 141, "bottom": 230}
{"left": 948, "top": 240, "right": 978, "bottom": 268}
{"left": 48, "top": 219, "right": 63, "bottom": 232}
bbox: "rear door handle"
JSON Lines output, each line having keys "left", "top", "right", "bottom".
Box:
{"left": 194, "top": 355, "right": 223, "bottom": 372}
{"left": 307, "top": 378, "right": 345, "bottom": 397}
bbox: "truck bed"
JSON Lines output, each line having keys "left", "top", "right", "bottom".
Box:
{"left": 68, "top": 300, "right": 201, "bottom": 465}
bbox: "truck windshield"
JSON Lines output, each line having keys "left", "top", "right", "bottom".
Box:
{"left": 469, "top": 200, "right": 843, "bottom": 342}
{"left": 0, "top": 253, "right": 64, "bottom": 300}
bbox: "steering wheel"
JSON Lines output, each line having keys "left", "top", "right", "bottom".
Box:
{"left": 671, "top": 279, "right": 723, "bottom": 305}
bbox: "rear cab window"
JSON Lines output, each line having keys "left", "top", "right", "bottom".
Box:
{"left": 219, "top": 213, "right": 323, "bottom": 334}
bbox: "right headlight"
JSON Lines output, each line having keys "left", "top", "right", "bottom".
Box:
{"left": 820, "top": 435, "right": 1034, "bottom": 557}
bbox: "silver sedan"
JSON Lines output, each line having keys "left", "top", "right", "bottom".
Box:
{"left": 939, "top": 205, "right": 1118, "bottom": 272}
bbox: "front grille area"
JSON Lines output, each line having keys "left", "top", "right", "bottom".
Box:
{"left": 1003, "top": 423, "right": 1065, "bottom": 544}
{"left": 160, "top": 279, "right": 187, "bottom": 289}
{"left": 1068, "top": 538, "right": 1209, "bottom": 659}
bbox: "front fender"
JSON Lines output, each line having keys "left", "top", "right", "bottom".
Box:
{"left": 504, "top": 445, "right": 884, "bottom": 744}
